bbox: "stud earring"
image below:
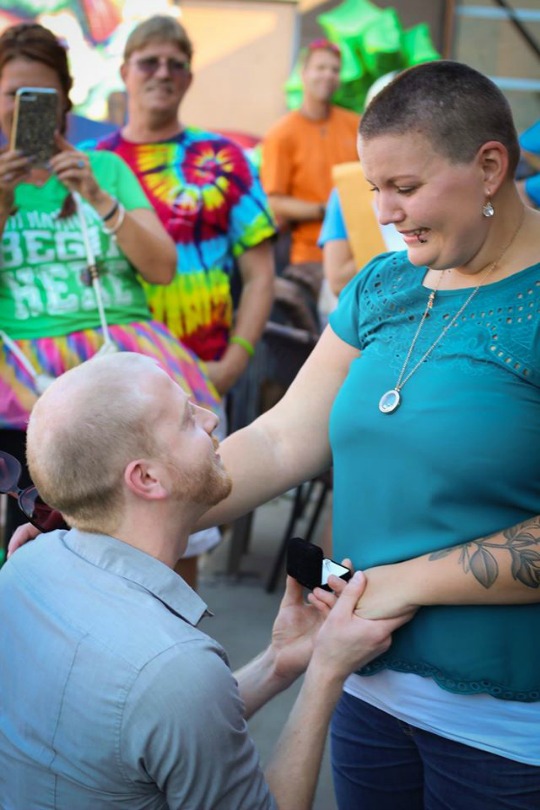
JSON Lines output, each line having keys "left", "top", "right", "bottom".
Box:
{"left": 482, "top": 199, "right": 495, "bottom": 217}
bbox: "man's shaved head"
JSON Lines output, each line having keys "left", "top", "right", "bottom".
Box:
{"left": 27, "top": 354, "right": 174, "bottom": 532}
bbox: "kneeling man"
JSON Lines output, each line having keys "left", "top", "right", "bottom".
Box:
{"left": 0, "top": 353, "right": 406, "bottom": 809}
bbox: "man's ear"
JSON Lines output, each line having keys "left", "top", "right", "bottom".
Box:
{"left": 120, "top": 61, "right": 128, "bottom": 85}
{"left": 124, "top": 459, "right": 168, "bottom": 501}
{"left": 477, "top": 140, "right": 509, "bottom": 198}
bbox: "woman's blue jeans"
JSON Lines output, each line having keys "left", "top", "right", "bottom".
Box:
{"left": 331, "top": 691, "right": 540, "bottom": 810}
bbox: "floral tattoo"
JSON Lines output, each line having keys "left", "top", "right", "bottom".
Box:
{"left": 429, "top": 517, "right": 540, "bottom": 589}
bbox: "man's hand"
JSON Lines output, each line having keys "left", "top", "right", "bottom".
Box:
{"left": 236, "top": 567, "right": 413, "bottom": 721}
{"left": 270, "top": 575, "right": 325, "bottom": 687}
{"left": 312, "top": 562, "right": 419, "bottom": 622}
{"left": 310, "top": 571, "right": 414, "bottom": 678}
{"left": 235, "top": 574, "right": 326, "bottom": 718}
{"left": 7, "top": 522, "right": 40, "bottom": 558}
{"left": 307, "top": 565, "right": 351, "bottom": 614}
{"left": 271, "top": 558, "right": 355, "bottom": 684}
{"left": 264, "top": 575, "right": 402, "bottom": 810}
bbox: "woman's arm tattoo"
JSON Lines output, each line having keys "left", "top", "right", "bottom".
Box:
{"left": 429, "top": 517, "right": 540, "bottom": 589}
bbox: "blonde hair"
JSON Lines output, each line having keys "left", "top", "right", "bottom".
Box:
{"left": 124, "top": 15, "right": 193, "bottom": 63}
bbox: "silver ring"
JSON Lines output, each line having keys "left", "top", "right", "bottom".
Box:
{"left": 76, "top": 159, "right": 85, "bottom": 169}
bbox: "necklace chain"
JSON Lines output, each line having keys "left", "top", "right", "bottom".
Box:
{"left": 394, "top": 269, "right": 445, "bottom": 391}
{"left": 379, "top": 210, "right": 525, "bottom": 414}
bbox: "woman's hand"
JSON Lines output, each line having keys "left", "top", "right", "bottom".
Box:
{"left": 353, "top": 562, "right": 419, "bottom": 620}
{"left": 49, "top": 133, "right": 109, "bottom": 210}
{"left": 0, "top": 147, "right": 31, "bottom": 210}
{"left": 48, "top": 133, "right": 176, "bottom": 283}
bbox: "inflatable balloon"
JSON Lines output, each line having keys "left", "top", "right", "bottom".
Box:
{"left": 317, "top": 0, "right": 382, "bottom": 44}
{"left": 359, "top": 8, "right": 403, "bottom": 77}
{"left": 285, "top": 0, "right": 440, "bottom": 113}
{"left": 402, "top": 23, "right": 441, "bottom": 67}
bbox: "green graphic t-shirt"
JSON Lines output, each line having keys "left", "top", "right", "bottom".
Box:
{"left": 0, "top": 151, "right": 153, "bottom": 339}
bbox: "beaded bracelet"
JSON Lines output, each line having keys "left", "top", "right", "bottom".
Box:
{"left": 230, "top": 335, "right": 255, "bottom": 357}
{"left": 102, "top": 203, "right": 126, "bottom": 236}
{"left": 102, "top": 198, "right": 119, "bottom": 222}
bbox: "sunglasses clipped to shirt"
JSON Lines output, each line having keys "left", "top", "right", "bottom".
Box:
{"left": 0, "top": 451, "right": 68, "bottom": 533}
{"left": 132, "top": 55, "right": 191, "bottom": 77}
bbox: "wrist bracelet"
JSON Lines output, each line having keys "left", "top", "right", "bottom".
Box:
{"left": 102, "top": 203, "right": 126, "bottom": 236}
{"left": 102, "top": 198, "right": 119, "bottom": 222}
{"left": 230, "top": 335, "right": 255, "bottom": 357}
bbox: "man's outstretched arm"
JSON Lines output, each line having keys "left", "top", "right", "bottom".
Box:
{"left": 236, "top": 572, "right": 413, "bottom": 810}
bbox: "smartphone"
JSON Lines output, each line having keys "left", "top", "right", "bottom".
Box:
{"left": 10, "top": 87, "right": 59, "bottom": 167}
{"left": 286, "top": 536, "right": 352, "bottom": 591}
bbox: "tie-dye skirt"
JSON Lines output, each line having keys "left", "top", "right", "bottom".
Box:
{"left": 0, "top": 320, "right": 220, "bottom": 431}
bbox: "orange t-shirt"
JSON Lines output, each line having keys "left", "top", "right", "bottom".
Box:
{"left": 261, "top": 106, "right": 359, "bottom": 264}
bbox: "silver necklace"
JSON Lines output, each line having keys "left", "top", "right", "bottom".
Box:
{"left": 378, "top": 213, "right": 525, "bottom": 414}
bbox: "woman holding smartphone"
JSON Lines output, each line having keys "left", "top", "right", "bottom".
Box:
{"left": 0, "top": 23, "right": 219, "bottom": 545}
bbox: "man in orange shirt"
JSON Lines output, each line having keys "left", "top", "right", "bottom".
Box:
{"left": 261, "top": 39, "right": 359, "bottom": 298}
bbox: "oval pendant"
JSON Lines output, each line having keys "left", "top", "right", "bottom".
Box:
{"left": 379, "top": 388, "right": 401, "bottom": 414}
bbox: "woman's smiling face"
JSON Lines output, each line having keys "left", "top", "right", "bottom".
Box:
{"left": 358, "top": 131, "right": 491, "bottom": 273}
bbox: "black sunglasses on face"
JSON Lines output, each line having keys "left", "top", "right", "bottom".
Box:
{"left": 0, "top": 451, "right": 68, "bottom": 533}
{"left": 132, "top": 56, "right": 190, "bottom": 78}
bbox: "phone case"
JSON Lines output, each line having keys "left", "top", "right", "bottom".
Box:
{"left": 10, "top": 87, "right": 58, "bottom": 167}
{"left": 286, "top": 536, "right": 352, "bottom": 591}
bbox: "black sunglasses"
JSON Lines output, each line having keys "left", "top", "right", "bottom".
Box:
{"left": 0, "top": 451, "right": 68, "bottom": 533}
{"left": 132, "top": 56, "right": 190, "bottom": 77}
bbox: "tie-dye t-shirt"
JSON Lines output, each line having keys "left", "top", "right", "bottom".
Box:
{"left": 94, "top": 129, "right": 276, "bottom": 361}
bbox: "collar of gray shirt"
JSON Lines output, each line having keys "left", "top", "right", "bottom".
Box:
{"left": 57, "top": 528, "right": 212, "bottom": 625}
